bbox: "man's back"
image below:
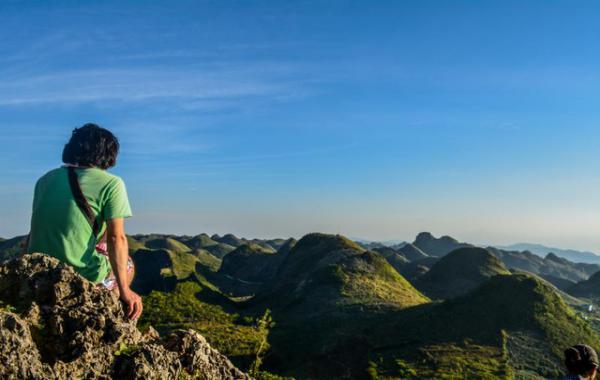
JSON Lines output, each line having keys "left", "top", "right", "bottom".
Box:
{"left": 28, "top": 166, "right": 132, "bottom": 282}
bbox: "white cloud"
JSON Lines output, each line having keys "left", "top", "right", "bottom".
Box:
{"left": 0, "top": 65, "right": 296, "bottom": 106}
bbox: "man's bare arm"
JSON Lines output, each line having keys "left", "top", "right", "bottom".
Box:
{"left": 106, "top": 218, "right": 142, "bottom": 320}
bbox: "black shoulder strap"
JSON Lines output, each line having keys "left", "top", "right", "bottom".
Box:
{"left": 67, "top": 166, "right": 101, "bottom": 237}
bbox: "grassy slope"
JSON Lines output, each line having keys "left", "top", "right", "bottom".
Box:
{"left": 140, "top": 281, "right": 266, "bottom": 369}
{"left": 368, "top": 273, "right": 600, "bottom": 379}
{"left": 257, "top": 234, "right": 430, "bottom": 379}
{"left": 146, "top": 237, "right": 191, "bottom": 253}
{"left": 193, "top": 249, "right": 222, "bottom": 271}
{"left": 257, "top": 233, "right": 429, "bottom": 316}
{"left": 106, "top": 233, "right": 600, "bottom": 379}
{"left": 339, "top": 251, "right": 429, "bottom": 307}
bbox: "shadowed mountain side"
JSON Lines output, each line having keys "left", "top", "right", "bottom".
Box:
{"left": 398, "top": 243, "right": 429, "bottom": 261}
{"left": 413, "top": 232, "right": 471, "bottom": 257}
{"left": 541, "top": 274, "right": 577, "bottom": 291}
{"left": 372, "top": 247, "right": 409, "bottom": 273}
{"left": 568, "top": 270, "right": 600, "bottom": 299}
{"left": 218, "top": 243, "right": 278, "bottom": 283}
{"left": 198, "top": 238, "right": 298, "bottom": 298}
{"left": 414, "top": 247, "right": 510, "bottom": 299}
{"left": 545, "top": 252, "right": 600, "bottom": 277}
{"left": 131, "top": 249, "right": 178, "bottom": 294}
{"left": 397, "top": 257, "right": 440, "bottom": 282}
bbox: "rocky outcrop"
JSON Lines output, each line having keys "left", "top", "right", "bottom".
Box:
{"left": 0, "top": 253, "right": 251, "bottom": 380}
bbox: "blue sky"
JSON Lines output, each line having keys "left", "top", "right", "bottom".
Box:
{"left": 2, "top": 1, "right": 600, "bottom": 250}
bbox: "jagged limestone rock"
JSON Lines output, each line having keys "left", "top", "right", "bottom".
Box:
{"left": 0, "top": 253, "right": 251, "bottom": 380}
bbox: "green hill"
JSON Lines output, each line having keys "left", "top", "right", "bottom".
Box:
{"left": 178, "top": 234, "right": 236, "bottom": 258}
{"left": 415, "top": 247, "right": 511, "bottom": 299}
{"left": 145, "top": 237, "right": 191, "bottom": 253}
{"left": 369, "top": 273, "right": 600, "bottom": 379}
{"left": 181, "top": 233, "right": 219, "bottom": 248}
{"left": 255, "top": 233, "right": 429, "bottom": 378}
{"left": 219, "top": 243, "right": 278, "bottom": 283}
{"left": 256, "top": 233, "right": 428, "bottom": 316}
{"left": 215, "top": 233, "right": 247, "bottom": 247}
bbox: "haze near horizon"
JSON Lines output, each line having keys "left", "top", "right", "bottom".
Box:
{"left": 2, "top": 1, "right": 600, "bottom": 251}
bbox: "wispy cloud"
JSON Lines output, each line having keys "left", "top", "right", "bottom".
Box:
{"left": 0, "top": 64, "right": 299, "bottom": 107}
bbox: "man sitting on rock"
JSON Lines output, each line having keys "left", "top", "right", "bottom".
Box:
{"left": 25, "top": 123, "right": 143, "bottom": 320}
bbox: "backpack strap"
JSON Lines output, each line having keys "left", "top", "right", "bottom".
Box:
{"left": 67, "top": 166, "right": 102, "bottom": 238}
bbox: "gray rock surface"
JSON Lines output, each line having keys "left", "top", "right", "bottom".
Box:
{"left": 0, "top": 253, "right": 251, "bottom": 380}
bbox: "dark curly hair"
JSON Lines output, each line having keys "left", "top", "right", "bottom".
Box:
{"left": 565, "top": 344, "right": 599, "bottom": 376}
{"left": 62, "top": 123, "right": 120, "bottom": 169}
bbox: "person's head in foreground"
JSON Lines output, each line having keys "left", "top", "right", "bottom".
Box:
{"left": 26, "top": 123, "right": 142, "bottom": 320}
{"left": 62, "top": 123, "right": 120, "bottom": 169}
{"left": 564, "top": 344, "right": 599, "bottom": 380}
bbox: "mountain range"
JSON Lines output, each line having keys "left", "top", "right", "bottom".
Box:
{"left": 3, "top": 231, "right": 600, "bottom": 379}
{"left": 497, "top": 242, "right": 600, "bottom": 265}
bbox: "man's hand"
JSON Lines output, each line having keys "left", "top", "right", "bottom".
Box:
{"left": 106, "top": 217, "right": 142, "bottom": 320}
{"left": 120, "top": 288, "right": 143, "bottom": 320}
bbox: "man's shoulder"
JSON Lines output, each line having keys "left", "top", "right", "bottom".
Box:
{"left": 76, "top": 168, "right": 126, "bottom": 188}
{"left": 36, "top": 167, "right": 65, "bottom": 184}
{"left": 87, "top": 168, "right": 123, "bottom": 182}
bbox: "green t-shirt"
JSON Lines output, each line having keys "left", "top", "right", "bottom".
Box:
{"left": 27, "top": 167, "right": 132, "bottom": 283}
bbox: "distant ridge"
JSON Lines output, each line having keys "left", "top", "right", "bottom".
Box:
{"left": 487, "top": 246, "right": 600, "bottom": 283}
{"left": 498, "top": 243, "right": 600, "bottom": 265}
